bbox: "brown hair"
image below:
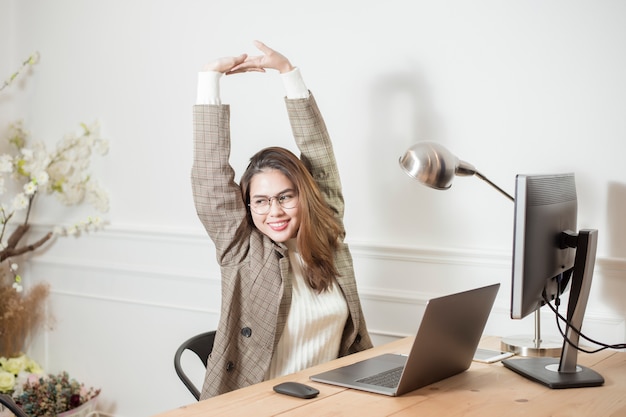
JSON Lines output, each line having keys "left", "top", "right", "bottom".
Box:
{"left": 239, "top": 147, "right": 343, "bottom": 292}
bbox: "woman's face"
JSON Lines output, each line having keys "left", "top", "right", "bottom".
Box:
{"left": 249, "top": 169, "right": 301, "bottom": 243}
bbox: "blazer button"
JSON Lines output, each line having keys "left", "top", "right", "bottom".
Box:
{"left": 355, "top": 334, "right": 362, "bottom": 344}
{"left": 226, "top": 361, "right": 235, "bottom": 372}
{"left": 241, "top": 327, "right": 252, "bottom": 338}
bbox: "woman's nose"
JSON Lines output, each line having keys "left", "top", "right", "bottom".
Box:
{"left": 267, "top": 198, "right": 285, "bottom": 215}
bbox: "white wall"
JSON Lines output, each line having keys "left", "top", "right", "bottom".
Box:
{"left": 1, "top": 1, "right": 625, "bottom": 416}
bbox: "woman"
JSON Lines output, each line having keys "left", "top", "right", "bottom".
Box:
{"left": 192, "top": 40, "right": 372, "bottom": 399}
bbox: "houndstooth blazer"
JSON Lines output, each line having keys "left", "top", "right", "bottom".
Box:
{"left": 191, "top": 93, "right": 373, "bottom": 399}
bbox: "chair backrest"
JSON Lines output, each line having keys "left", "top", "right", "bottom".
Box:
{"left": 174, "top": 331, "right": 216, "bottom": 401}
{"left": 1, "top": 393, "right": 29, "bottom": 417}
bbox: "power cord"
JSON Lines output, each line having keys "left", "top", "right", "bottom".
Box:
{"left": 542, "top": 292, "right": 626, "bottom": 353}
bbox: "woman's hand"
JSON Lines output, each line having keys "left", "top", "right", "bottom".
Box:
{"left": 202, "top": 53, "right": 251, "bottom": 74}
{"left": 228, "top": 40, "right": 294, "bottom": 74}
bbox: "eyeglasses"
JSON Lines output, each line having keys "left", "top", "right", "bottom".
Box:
{"left": 248, "top": 193, "right": 299, "bottom": 214}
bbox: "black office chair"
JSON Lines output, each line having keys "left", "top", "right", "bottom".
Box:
{"left": 0, "top": 393, "right": 28, "bottom": 417}
{"left": 174, "top": 330, "right": 216, "bottom": 401}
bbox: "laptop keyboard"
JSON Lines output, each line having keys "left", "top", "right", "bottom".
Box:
{"left": 356, "top": 366, "right": 404, "bottom": 388}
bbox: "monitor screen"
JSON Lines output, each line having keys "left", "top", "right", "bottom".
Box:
{"left": 510, "top": 173, "right": 577, "bottom": 319}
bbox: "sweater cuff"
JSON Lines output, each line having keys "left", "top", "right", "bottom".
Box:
{"left": 281, "top": 67, "right": 309, "bottom": 99}
{"left": 196, "top": 71, "right": 223, "bottom": 105}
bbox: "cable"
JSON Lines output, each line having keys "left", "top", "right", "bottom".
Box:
{"left": 546, "top": 274, "right": 626, "bottom": 352}
{"left": 542, "top": 292, "right": 626, "bottom": 353}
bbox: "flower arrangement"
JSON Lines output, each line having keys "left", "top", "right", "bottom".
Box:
{"left": 0, "top": 354, "right": 100, "bottom": 417}
{"left": 15, "top": 372, "right": 100, "bottom": 417}
{"left": 0, "top": 354, "right": 43, "bottom": 395}
{"left": 0, "top": 52, "right": 110, "bottom": 359}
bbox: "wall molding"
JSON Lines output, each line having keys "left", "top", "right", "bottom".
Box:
{"left": 32, "top": 222, "right": 626, "bottom": 268}
{"left": 27, "top": 224, "right": 626, "bottom": 343}
{"left": 49, "top": 289, "right": 215, "bottom": 315}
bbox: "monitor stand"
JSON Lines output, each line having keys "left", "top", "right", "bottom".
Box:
{"left": 502, "top": 230, "right": 605, "bottom": 389}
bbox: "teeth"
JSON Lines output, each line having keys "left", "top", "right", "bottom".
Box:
{"left": 270, "top": 221, "right": 287, "bottom": 227}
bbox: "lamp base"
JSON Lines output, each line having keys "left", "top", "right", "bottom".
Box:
{"left": 501, "top": 335, "right": 562, "bottom": 358}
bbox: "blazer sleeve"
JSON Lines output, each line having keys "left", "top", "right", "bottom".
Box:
{"left": 191, "top": 104, "right": 249, "bottom": 264}
{"left": 284, "top": 93, "right": 345, "bottom": 227}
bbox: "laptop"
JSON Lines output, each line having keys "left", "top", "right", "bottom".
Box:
{"left": 310, "top": 283, "right": 500, "bottom": 396}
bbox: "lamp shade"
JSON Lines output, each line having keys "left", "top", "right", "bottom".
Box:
{"left": 398, "top": 141, "right": 514, "bottom": 201}
{"left": 398, "top": 141, "right": 477, "bottom": 190}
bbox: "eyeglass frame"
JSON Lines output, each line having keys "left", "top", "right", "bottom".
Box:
{"left": 248, "top": 192, "right": 299, "bottom": 215}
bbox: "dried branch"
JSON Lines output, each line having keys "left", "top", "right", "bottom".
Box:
{"left": 0, "top": 225, "right": 53, "bottom": 263}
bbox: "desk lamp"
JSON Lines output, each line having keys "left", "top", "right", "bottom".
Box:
{"left": 398, "top": 141, "right": 514, "bottom": 201}
{"left": 398, "top": 141, "right": 561, "bottom": 357}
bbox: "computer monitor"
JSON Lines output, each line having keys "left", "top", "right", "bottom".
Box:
{"left": 509, "top": 173, "right": 576, "bottom": 320}
{"left": 501, "top": 173, "right": 604, "bottom": 388}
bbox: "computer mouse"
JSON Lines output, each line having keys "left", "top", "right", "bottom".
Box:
{"left": 273, "top": 381, "right": 320, "bottom": 399}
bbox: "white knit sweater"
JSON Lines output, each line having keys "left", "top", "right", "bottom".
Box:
{"left": 266, "top": 239, "right": 349, "bottom": 379}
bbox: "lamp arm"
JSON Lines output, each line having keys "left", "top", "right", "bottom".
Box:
{"left": 475, "top": 171, "right": 515, "bottom": 202}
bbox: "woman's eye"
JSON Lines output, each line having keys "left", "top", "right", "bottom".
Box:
{"left": 254, "top": 198, "right": 268, "bottom": 206}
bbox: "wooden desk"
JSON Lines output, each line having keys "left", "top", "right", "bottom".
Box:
{"left": 154, "top": 337, "right": 626, "bottom": 417}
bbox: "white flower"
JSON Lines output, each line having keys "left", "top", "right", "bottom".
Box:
{"left": 0, "top": 119, "right": 109, "bottom": 294}
{"left": 32, "top": 170, "right": 49, "bottom": 185}
{"left": 11, "top": 193, "right": 29, "bottom": 211}
{"left": 47, "top": 160, "right": 71, "bottom": 177}
{"left": 86, "top": 183, "right": 110, "bottom": 213}
{"left": 55, "top": 183, "right": 85, "bottom": 206}
{"left": 21, "top": 148, "right": 33, "bottom": 160}
{"left": 23, "top": 181, "right": 37, "bottom": 195}
{"left": 54, "top": 215, "right": 105, "bottom": 236}
{"left": 21, "top": 142, "right": 51, "bottom": 179}
{"left": 90, "top": 216, "right": 103, "bottom": 228}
